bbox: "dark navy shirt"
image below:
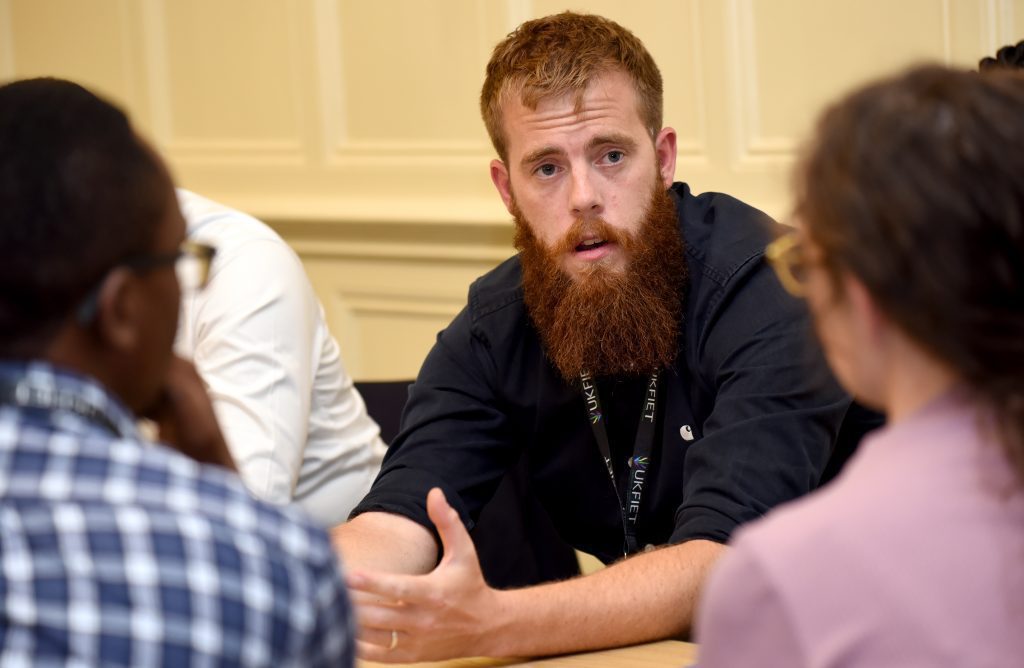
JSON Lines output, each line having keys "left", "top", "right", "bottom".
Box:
{"left": 354, "top": 183, "right": 869, "bottom": 564}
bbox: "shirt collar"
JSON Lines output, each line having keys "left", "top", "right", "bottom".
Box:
{"left": 0, "top": 360, "right": 141, "bottom": 440}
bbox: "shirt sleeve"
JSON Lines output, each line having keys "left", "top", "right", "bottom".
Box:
{"left": 696, "top": 537, "right": 805, "bottom": 667}
{"left": 350, "top": 304, "right": 519, "bottom": 535}
{"left": 672, "top": 256, "right": 850, "bottom": 544}
{"left": 183, "top": 236, "right": 317, "bottom": 505}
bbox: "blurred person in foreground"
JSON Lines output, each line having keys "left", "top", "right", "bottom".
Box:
{"left": 0, "top": 77, "right": 353, "bottom": 666}
{"left": 697, "top": 64, "right": 1024, "bottom": 667}
{"left": 335, "top": 11, "right": 877, "bottom": 662}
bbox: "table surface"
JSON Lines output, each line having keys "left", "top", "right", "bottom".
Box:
{"left": 359, "top": 640, "right": 698, "bottom": 668}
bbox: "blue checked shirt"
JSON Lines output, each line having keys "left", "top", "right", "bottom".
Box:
{"left": 0, "top": 361, "right": 353, "bottom": 667}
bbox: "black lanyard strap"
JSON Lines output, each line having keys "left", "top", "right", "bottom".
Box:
{"left": 0, "top": 380, "right": 125, "bottom": 438}
{"left": 580, "top": 370, "right": 660, "bottom": 556}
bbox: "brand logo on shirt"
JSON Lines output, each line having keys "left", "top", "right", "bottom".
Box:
{"left": 679, "top": 425, "right": 695, "bottom": 441}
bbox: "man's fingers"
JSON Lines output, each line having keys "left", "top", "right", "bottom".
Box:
{"left": 356, "top": 638, "right": 407, "bottom": 664}
{"left": 351, "top": 599, "right": 415, "bottom": 631}
{"left": 426, "top": 487, "right": 476, "bottom": 565}
{"left": 347, "top": 570, "right": 427, "bottom": 604}
{"left": 356, "top": 623, "right": 404, "bottom": 647}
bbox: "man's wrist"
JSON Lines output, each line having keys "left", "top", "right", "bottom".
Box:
{"left": 478, "top": 587, "right": 519, "bottom": 657}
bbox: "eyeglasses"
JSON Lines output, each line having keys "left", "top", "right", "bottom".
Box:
{"left": 76, "top": 240, "right": 217, "bottom": 324}
{"left": 765, "top": 231, "right": 810, "bottom": 297}
{"left": 128, "top": 240, "right": 217, "bottom": 291}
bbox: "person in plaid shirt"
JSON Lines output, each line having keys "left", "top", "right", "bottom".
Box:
{"left": 0, "top": 77, "right": 353, "bottom": 667}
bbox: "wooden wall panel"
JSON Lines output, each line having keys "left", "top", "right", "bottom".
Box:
{"left": 1, "top": 0, "right": 1020, "bottom": 378}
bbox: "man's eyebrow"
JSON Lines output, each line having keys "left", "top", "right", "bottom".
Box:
{"left": 520, "top": 145, "right": 563, "bottom": 169}
{"left": 586, "top": 133, "right": 638, "bottom": 153}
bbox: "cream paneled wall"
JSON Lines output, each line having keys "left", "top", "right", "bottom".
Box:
{"left": 2, "top": 0, "right": 1021, "bottom": 378}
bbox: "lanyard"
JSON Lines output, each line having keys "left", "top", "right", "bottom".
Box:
{"left": 0, "top": 380, "right": 125, "bottom": 438}
{"left": 580, "top": 370, "right": 659, "bottom": 556}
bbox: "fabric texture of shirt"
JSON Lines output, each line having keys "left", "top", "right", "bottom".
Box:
{"left": 175, "top": 189, "right": 387, "bottom": 527}
{"left": 0, "top": 361, "right": 353, "bottom": 667}
{"left": 353, "top": 182, "right": 862, "bottom": 563}
{"left": 696, "top": 391, "right": 1024, "bottom": 667}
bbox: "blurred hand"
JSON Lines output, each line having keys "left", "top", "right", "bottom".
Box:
{"left": 145, "top": 355, "right": 236, "bottom": 470}
{"left": 346, "top": 487, "right": 504, "bottom": 663}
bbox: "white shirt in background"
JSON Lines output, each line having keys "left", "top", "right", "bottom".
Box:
{"left": 174, "top": 189, "right": 386, "bottom": 527}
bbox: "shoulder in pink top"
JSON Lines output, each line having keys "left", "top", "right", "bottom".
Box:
{"left": 696, "top": 392, "right": 1024, "bottom": 667}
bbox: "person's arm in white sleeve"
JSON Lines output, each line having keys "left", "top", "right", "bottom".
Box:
{"left": 182, "top": 235, "right": 317, "bottom": 504}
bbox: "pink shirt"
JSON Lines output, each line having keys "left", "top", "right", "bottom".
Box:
{"left": 696, "top": 392, "right": 1024, "bottom": 667}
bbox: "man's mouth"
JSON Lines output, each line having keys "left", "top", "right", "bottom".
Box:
{"left": 574, "top": 238, "right": 609, "bottom": 253}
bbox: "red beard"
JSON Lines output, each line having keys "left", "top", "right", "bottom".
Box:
{"left": 515, "top": 182, "right": 686, "bottom": 380}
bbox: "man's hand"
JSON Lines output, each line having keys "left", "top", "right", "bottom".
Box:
{"left": 145, "top": 356, "right": 236, "bottom": 470}
{"left": 337, "top": 492, "right": 725, "bottom": 662}
{"left": 345, "top": 487, "right": 505, "bottom": 663}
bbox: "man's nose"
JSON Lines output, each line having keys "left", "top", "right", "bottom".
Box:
{"left": 569, "top": 168, "right": 602, "bottom": 217}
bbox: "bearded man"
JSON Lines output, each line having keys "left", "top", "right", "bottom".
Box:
{"left": 334, "top": 11, "right": 875, "bottom": 662}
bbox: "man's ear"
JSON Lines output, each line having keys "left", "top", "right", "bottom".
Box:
{"left": 490, "top": 159, "right": 515, "bottom": 214}
{"left": 654, "top": 127, "right": 677, "bottom": 189}
{"left": 92, "top": 268, "right": 141, "bottom": 352}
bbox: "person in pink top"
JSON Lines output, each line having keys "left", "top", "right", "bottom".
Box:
{"left": 696, "top": 64, "right": 1024, "bottom": 667}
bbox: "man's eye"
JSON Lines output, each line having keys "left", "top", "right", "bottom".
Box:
{"left": 606, "top": 150, "right": 624, "bottom": 164}
{"left": 536, "top": 164, "right": 558, "bottom": 177}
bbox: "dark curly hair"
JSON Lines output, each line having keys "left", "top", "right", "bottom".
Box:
{"left": 979, "top": 40, "right": 1024, "bottom": 71}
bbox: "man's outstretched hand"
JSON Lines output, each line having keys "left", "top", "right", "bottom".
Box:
{"left": 345, "top": 487, "right": 507, "bottom": 663}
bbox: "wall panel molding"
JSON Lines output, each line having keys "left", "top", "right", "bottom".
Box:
{"left": 312, "top": 0, "right": 348, "bottom": 161}
{"left": 941, "top": 0, "right": 954, "bottom": 62}
{"left": 675, "top": 0, "right": 709, "bottom": 164}
{"left": 0, "top": 0, "right": 15, "bottom": 79}
{"left": 140, "top": 0, "right": 309, "bottom": 166}
{"left": 725, "top": 0, "right": 792, "bottom": 168}
{"left": 724, "top": 0, "right": 964, "bottom": 170}
{"left": 320, "top": 0, "right": 495, "bottom": 165}
{"left": 344, "top": 293, "right": 466, "bottom": 319}
{"left": 139, "top": 0, "right": 173, "bottom": 144}
{"left": 986, "top": 0, "right": 1020, "bottom": 50}
{"left": 286, "top": 237, "right": 512, "bottom": 263}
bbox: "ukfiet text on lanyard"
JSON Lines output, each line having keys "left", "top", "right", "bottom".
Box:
{"left": 580, "top": 369, "right": 659, "bottom": 557}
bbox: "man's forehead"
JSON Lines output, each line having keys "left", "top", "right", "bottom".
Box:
{"left": 499, "top": 71, "right": 647, "bottom": 155}
{"left": 500, "top": 67, "right": 635, "bottom": 115}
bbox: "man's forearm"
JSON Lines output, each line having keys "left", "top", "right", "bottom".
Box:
{"left": 486, "top": 539, "right": 725, "bottom": 657}
{"left": 332, "top": 511, "right": 439, "bottom": 575}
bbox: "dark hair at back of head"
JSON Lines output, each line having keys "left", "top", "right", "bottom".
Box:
{"left": 0, "top": 78, "right": 167, "bottom": 354}
{"left": 979, "top": 40, "right": 1024, "bottom": 71}
{"left": 794, "top": 65, "right": 1024, "bottom": 484}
